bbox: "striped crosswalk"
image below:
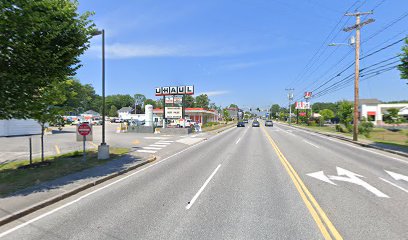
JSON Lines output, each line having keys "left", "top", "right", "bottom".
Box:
{"left": 137, "top": 140, "right": 174, "bottom": 153}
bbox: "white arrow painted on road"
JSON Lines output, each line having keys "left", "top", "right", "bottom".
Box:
{"left": 307, "top": 171, "right": 337, "bottom": 185}
{"left": 307, "top": 167, "right": 390, "bottom": 198}
{"left": 385, "top": 170, "right": 408, "bottom": 182}
{"left": 328, "top": 167, "right": 389, "bottom": 198}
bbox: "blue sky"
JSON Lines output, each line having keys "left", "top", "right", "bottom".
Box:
{"left": 76, "top": 0, "right": 408, "bottom": 109}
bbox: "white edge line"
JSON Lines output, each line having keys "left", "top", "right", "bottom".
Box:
{"left": 0, "top": 125, "right": 237, "bottom": 238}
{"left": 142, "top": 147, "right": 161, "bottom": 150}
{"left": 277, "top": 123, "right": 407, "bottom": 163}
{"left": 379, "top": 177, "right": 408, "bottom": 193}
{"left": 303, "top": 140, "right": 320, "bottom": 149}
{"left": 186, "top": 164, "right": 221, "bottom": 210}
{"left": 235, "top": 138, "right": 241, "bottom": 144}
{"left": 137, "top": 150, "right": 157, "bottom": 153}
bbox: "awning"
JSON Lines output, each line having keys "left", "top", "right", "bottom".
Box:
{"left": 367, "top": 111, "right": 376, "bottom": 116}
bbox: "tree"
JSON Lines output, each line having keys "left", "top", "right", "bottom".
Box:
{"left": 31, "top": 79, "right": 74, "bottom": 161}
{"left": 398, "top": 38, "right": 408, "bottom": 81}
{"left": 144, "top": 99, "right": 157, "bottom": 108}
{"left": 155, "top": 99, "right": 163, "bottom": 108}
{"left": 0, "top": 0, "right": 95, "bottom": 119}
{"left": 270, "top": 104, "right": 280, "bottom": 117}
{"left": 109, "top": 105, "right": 118, "bottom": 117}
{"left": 319, "top": 109, "right": 335, "bottom": 126}
{"left": 195, "top": 94, "right": 210, "bottom": 109}
{"left": 383, "top": 108, "right": 405, "bottom": 125}
{"left": 184, "top": 95, "right": 195, "bottom": 108}
{"left": 229, "top": 104, "right": 238, "bottom": 109}
{"left": 133, "top": 93, "right": 146, "bottom": 113}
{"left": 337, "top": 101, "right": 353, "bottom": 130}
{"left": 106, "top": 94, "right": 135, "bottom": 110}
{"left": 209, "top": 102, "right": 217, "bottom": 110}
{"left": 223, "top": 108, "right": 230, "bottom": 123}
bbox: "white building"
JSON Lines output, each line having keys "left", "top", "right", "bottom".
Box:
{"left": 359, "top": 99, "right": 408, "bottom": 126}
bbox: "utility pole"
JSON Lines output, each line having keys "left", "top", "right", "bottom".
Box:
{"left": 344, "top": 11, "right": 374, "bottom": 141}
{"left": 285, "top": 88, "right": 294, "bottom": 125}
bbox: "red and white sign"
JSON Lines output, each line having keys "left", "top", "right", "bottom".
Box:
{"left": 155, "top": 85, "right": 194, "bottom": 96}
{"left": 304, "top": 92, "right": 312, "bottom": 99}
{"left": 295, "top": 102, "right": 311, "bottom": 110}
{"left": 78, "top": 123, "right": 92, "bottom": 136}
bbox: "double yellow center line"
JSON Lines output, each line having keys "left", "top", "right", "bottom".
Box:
{"left": 261, "top": 126, "right": 343, "bottom": 240}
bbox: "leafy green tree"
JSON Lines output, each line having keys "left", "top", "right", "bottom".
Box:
{"left": 184, "top": 95, "right": 195, "bottom": 108}
{"left": 106, "top": 94, "right": 135, "bottom": 110}
{"left": 195, "top": 94, "right": 210, "bottom": 109}
{"left": 109, "top": 105, "right": 118, "bottom": 117}
{"left": 223, "top": 108, "right": 230, "bottom": 123}
{"left": 319, "top": 109, "right": 335, "bottom": 125}
{"left": 156, "top": 99, "right": 163, "bottom": 108}
{"left": 31, "top": 79, "right": 74, "bottom": 161}
{"left": 337, "top": 101, "right": 353, "bottom": 130}
{"left": 383, "top": 108, "right": 405, "bottom": 124}
{"left": 0, "top": 0, "right": 95, "bottom": 119}
{"left": 270, "top": 104, "right": 280, "bottom": 117}
{"left": 144, "top": 99, "right": 157, "bottom": 108}
{"left": 312, "top": 102, "right": 338, "bottom": 115}
{"left": 398, "top": 38, "right": 408, "bottom": 81}
{"left": 229, "top": 104, "right": 238, "bottom": 108}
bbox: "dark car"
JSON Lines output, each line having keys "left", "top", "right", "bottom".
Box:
{"left": 243, "top": 119, "right": 249, "bottom": 123}
{"left": 252, "top": 121, "right": 260, "bottom": 127}
{"left": 237, "top": 122, "right": 245, "bottom": 127}
{"left": 265, "top": 120, "right": 273, "bottom": 127}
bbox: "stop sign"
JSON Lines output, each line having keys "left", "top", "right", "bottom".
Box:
{"left": 78, "top": 123, "right": 92, "bottom": 136}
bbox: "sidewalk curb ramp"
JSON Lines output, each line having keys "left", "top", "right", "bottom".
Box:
{"left": 0, "top": 156, "right": 157, "bottom": 226}
{"left": 283, "top": 123, "right": 408, "bottom": 159}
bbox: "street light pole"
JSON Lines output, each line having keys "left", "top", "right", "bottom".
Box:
{"left": 91, "top": 28, "right": 110, "bottom": 159}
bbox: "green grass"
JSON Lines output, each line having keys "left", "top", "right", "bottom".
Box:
{"left": 201, "top": 122, "right": 235, "bottom": 132}
{"left": 0, "top": 148, "right": 130, "bottom": 197}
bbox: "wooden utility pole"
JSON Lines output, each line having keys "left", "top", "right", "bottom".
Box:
{"left": 344, "top": 11, "right": 374, "bottom": 141}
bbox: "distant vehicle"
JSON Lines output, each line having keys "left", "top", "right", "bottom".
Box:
{"left": 237, "top": 122, "right": 245, "bottom": 127}
{"left": 265, "top": 120, "right": 273, "bottom": 127}
{"left": 243, "top": 119, "right": 249, "bottom": 123}
{"left": 91, "top": 118, "right": 102, "bottom": 125}
{"left": 114, "top": 118, "right": 124, "bottom": 123}
{"left": 169, "top": 118, "right": 196, "bottom": 128}
{"left": 252, "top": 121, "right": 260, "bottom": 127}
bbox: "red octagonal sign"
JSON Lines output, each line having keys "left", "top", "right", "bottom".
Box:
{"left": 78, "top": 123, "right": 92, "bottom": 136}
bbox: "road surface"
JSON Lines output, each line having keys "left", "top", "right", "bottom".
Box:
{"left": 1, "top": 121, "right": 407, "bottom": 239}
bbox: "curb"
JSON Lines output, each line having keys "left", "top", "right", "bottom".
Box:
{"left": 215, "top": 124, "right": 236, "bottom": 134}
{"left": 282, "top": 123, "right": 408, "bottom": 159}
{"left": 0, "top": 156, "right": 157, "bottom": 226}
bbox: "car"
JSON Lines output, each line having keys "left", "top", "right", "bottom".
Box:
{"left": 237, "top": 122, "right": 245, "bottom": 127}
{"left": 265, "top": 120, "right": 273, "bottom": 127}
{"left": 243, "top": 119, "right": 249, "bottom": 123}
{"left": 252, "top": 121, "right": 260, "bottom": 127}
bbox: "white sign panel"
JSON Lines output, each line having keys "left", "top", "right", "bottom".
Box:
{"left": 165, "top": 96, "right": 174, "bottom": 104}
{"left": 165, "top": 107, "right": 183, "bottom": 119}
{"left": 155, "top": 85, "right": 194, "bottom": 96}
{"left": 295, "top": 101, "right": 311, "bottom": 110}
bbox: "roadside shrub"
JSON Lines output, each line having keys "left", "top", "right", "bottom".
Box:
{"left": 202, "top": 122, "right": 219, "bottom": 128}
{"left": 308, "top": 120, "right": 317, "bottom": 127}
{"left": 335, "top": 124, "right": 347, "bottom": 133}
{"left": 358, "top": 120, "right": 374, "bottom": 137}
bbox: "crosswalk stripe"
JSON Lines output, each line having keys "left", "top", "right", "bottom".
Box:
{"left": 156, "top": 142, "right": 171, "bottom": 145}
{"left": 143, "top": 147, "right": 161, "bottom": 150}
{"left": 137, "top": 150, "right": 156, "bottom": 153}
{"left": 150, "top": 145, "right": 167, "bottom": 147}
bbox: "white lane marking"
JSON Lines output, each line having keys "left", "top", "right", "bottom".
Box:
{"left": 137, "top": 150, "right": 157, "bottom": 153}
{"left": 156, "top": 142, "right": 171, "bottom": 145}
{"left": 235, "top": 138, "right": 241, "bottom": 144}
{"left": 159, "top": 140, "right": 174, "bottom": 143}
{"left": 385, "top": 170, "right": 408, "bottom": 182}
{"left": 307, "top": 171, "right": 337, "bottom": 185}
{"left": 379, "top": 177, "right": 408, "bottom": 193}
{"left": 303, "top": 140, "right": 320, "bottom": 148}
{"left": 144, "top": 137, "right": 169, "bottom": 140}
{"left": 328, "top": 167, "right": 389, "bottom": 198}
{"left": 186, "top": 164, "right": 221, "bottom": 210}
{"left": 276, "top": 123, "right": 407, "bottom": 164}
{"left": 0, "top": 124, "right": 239, "bottom": 238}
{"left": 142, "top": 147, "right": 161, "bottom": 150}
{"left": 150, "top": 145, "right": 167, "bottom": 148}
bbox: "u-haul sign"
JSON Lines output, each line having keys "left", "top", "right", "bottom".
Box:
{"left": 155, "top": 85, "right": 194, "bottom": 96}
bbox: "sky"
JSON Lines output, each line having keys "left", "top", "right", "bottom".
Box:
{"left": 76, "top": 0, "right": 408, "bottom": 109}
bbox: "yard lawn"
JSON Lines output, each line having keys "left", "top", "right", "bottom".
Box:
{"left": 0, "top": 148, "right": 129, "bottom": 197}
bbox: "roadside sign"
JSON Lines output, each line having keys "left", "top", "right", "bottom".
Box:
{"left": 78, "top": 123, "right": 91, "bottom": 136}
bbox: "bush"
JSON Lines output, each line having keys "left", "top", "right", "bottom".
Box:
{"left": 308, "top": 120, "right": 317, "bottom": 126}
{"left": 335, "top": 124, "right": 348, "bottom": 133}
{"left": 202, "top": 122, "right": 219, "bottom": 128}
{"left": 358, "top": 120, "right": 374, "bottom": 137}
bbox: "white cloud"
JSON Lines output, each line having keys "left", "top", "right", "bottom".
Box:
{"left": 222, "top": 61, "right": 262, "bottom": 70}
{"left": 88, "top": 42, "right": 267, "bottom": 59}
{"left": 197, "top": 90, "right": 230, "bottom": 97}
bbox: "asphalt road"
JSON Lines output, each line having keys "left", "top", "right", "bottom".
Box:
{"left": 0, "top": 121, "right": 407, "bottom": 239}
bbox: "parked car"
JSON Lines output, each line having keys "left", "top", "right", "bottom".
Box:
{"left": 252, "top": 121, "right": 260, "bottom": 127}
{"left": 265, "top": 120, "right": 273, "bottom": 127}
{"left": 243, "top": 119, "right": 249, "bottom": 123}
{"left": 237, "top": 122, "right": 245, "bottom": 127}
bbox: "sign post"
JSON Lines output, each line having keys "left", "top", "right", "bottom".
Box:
{"left": 77, "top": 123, "right": 92, "bottom": 161}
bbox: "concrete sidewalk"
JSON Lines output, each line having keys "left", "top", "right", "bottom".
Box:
{"left": 0, "top": 151, "right": 155, "bottom": 226}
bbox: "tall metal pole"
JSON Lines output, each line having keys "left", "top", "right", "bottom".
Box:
{"left": 285, "top": 88, "right": 294, "bottom": 125}
{"left": 102, "top": 29, "right": 106, "bottom": 145}
{"left": 344, "top": 11, "right": 374, "bottom": 141}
